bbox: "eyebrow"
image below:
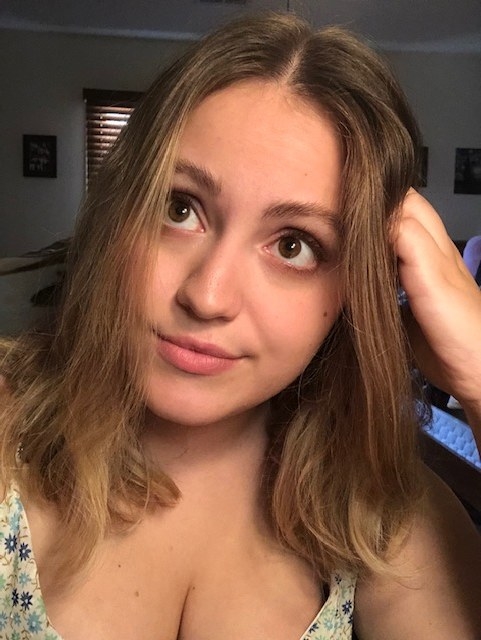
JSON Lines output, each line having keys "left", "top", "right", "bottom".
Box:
{"left": 174, "top": 160, "right": 221, "bottom": 196}
{"left": 262, "top": 201, "right": 340, "bottom": 235}
{"left": 174, "top": 159, "right": 340, "bottom": 235}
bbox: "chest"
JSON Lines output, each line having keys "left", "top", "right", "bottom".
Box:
{"left": 40, "top": 504, "right": 324, "bottom": 640}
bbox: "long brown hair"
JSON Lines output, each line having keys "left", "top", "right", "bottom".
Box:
{"left": 0, "top": 12, "right": 423, "bottom": 580}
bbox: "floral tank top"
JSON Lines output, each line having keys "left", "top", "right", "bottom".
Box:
{"left": 0, "top": 485, "right": 356, "bottom": 639}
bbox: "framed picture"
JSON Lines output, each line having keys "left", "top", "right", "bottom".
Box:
{"left": 454, "top": 147, "right": 481, "bottom": 194}
{"left": 23, "top": 134, "right": 57, "bottom": 178}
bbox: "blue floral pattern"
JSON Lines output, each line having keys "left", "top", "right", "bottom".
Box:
{"left": 300, "top": 571, "right": 356, "bottom": 639}
{"left": 0, "top": 485, "right": 356, "bottom": 639}
{"left": 0, "top": 486, "right": 60, "bottom": 639}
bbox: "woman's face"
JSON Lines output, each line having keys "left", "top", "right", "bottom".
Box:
{"left": 144, "top": 80, "right": 343, "bottom": 428}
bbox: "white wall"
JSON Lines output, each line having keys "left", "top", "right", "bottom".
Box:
{"left": 0, "top": 29, "right": 189, "bottom": 257}
{"left": 0, "top": 29, "right": 480, "bottom": 257}
{"left": 387, "top": 50, "right": 481, "bottom": 240}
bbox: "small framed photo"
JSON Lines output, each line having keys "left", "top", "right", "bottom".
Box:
{"left": 23, "top": 134, "right": 57, "bottom": 178}
{"left": 454, "top": 147, "right": 481, "bottom": 194}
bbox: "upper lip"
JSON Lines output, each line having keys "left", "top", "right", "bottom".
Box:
{"left": 157, "top": 332, "right": 240, "bottom": 360}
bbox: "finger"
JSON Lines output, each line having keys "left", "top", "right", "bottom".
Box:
{"left": 396, "top": 217, "right": 468, "bottom": 296}
{"left": 396, "top": 195, "right": 468, "bottom": 289}
{"left": 399, "top": 190, "right": 458, "bottom": 260}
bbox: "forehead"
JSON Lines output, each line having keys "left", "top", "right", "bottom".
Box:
{"left": 175, "top": 80, "right": 342, "bottom": 214}
{"left": 182, "top": 79, "right": 335, "bottom": 146}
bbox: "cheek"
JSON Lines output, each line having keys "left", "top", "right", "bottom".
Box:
{"left": 304, "top": 308, "right": 339, "bottom": 359}
{"left": 268, "top": 290, "right": 341, "bottom": 362}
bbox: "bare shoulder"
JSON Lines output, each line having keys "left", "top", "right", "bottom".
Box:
{"left": 354, "top": 465, "right": 481, "bottom": 639}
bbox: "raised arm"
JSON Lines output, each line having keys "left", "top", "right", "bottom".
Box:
{"left": 395, "top": 189, "right": 481, "bottom": 452}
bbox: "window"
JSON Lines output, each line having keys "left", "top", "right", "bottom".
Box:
{"left": 83, "top": 88, "right": 142, "bottom": 187}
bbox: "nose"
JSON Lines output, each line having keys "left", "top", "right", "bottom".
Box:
{"left": 175, "top": 245, "right": 242, "bottom": 321}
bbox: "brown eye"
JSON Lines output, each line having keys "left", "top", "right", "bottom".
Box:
{"left": 270, "top": 232, "right": 321, "bottom": 270}
{"left": 278, "top": 236, "right": 302, "bottom": 259}
{"left": 164, "top": 194, "right": 204, "bottom": 232}
{"left": 168, "top": 199, "right": 191, "bottom": 223}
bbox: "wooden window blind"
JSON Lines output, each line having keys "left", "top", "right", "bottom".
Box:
{"left": 83, "top": 88, "right": 142, "bottom": 186}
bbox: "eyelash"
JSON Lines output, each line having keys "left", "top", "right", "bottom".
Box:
{"left": 166, "top": 191, "right": 329, "bottom": 268}
{"left": 165, "top": 192, "right": 203, "bottom": 229}
{"left": 172, "top": 191, "right": 197, "bottom": 211}
{"left": 277, "top": 228, "right": 328, "bottom": 266}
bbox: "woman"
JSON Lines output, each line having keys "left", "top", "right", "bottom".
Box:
{"left": 1, "top": 12, "right": 480, "bottom": 639}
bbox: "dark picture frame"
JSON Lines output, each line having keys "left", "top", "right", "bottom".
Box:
{"left": 454, "top": 147, "right": 481, "bottom": 194}
{"left": 23, "top": 134, "right": 57, "bottom": 178}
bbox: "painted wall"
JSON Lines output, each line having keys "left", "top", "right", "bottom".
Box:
{"left": 0, "top": 28, "right": 480, "bottom": 257}
{"left": 388, "top": 50, "right": 481, "bottom": 240}
{"left": 0, "top": 29, "right": 189, "bottom": 257}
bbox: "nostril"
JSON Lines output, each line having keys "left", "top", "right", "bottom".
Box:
{"left": 175, "top": 266, "right": 241, "bottom": 322}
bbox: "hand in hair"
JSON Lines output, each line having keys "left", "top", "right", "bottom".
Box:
{"left": 396, "top": 189, "right": 481, "bottom": 448}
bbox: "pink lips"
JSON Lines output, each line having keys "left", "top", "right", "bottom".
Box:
{"left": 155, "top": 333, "right": 240, "bottom": 375}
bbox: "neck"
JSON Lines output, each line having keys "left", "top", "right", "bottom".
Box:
{"left": 142, "top": 403, "right": 270, "bottom": 476}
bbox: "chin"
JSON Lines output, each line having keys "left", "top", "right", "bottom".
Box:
{"left": 144, "top": 390, "right": 265, "bottom": 431}
{"left": 145, "top": 392, "right": 225, "bottom": 427}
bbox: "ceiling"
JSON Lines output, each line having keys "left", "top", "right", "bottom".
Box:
{"left": 0, "top": 0, "right": 480, "bottom": 52}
